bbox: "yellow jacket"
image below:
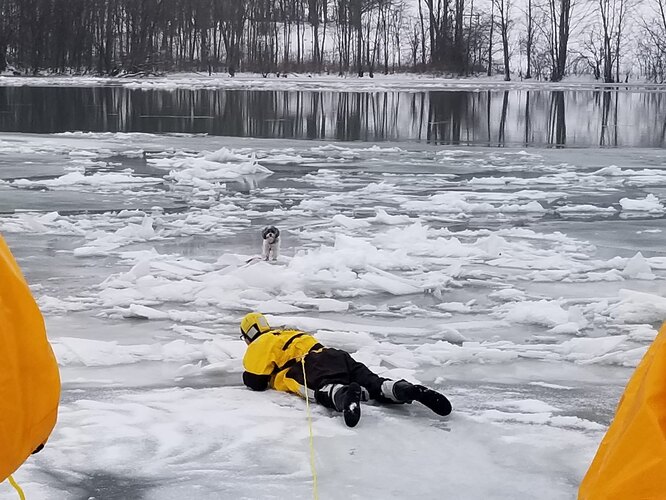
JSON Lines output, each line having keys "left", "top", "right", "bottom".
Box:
{"left": 1, "top": 235, "right": 60, "bottom": 481}
{"left": 243, "top": 329, "right": 320, "bottom": 393}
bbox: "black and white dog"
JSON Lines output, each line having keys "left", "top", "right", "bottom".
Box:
{"left": 261, "top": 226, "right": 280, "bottom": 261}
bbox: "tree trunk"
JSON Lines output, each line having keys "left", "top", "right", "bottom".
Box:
{"left": 526, "top": 0, "right": 532, "bottom": 79}
{"left": 554, "top": 0, "right": 571, "bottom": 81}
{"left": 488, "top": 1, "right": 494, "bottom": 76}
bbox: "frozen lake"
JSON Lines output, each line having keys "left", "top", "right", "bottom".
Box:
{"left": 1, "top": 86, "right": 665, "bottom": 499}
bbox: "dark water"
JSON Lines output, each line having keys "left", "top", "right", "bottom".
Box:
{"left": 1, "top": 86, "right": 665, "bottom": 147}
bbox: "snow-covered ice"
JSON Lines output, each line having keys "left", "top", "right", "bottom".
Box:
{"left": 2, "top": 72, "right": 666, "bottom": 93}
{"left": 1, "top": 132, "right": 665, "bottom": 499}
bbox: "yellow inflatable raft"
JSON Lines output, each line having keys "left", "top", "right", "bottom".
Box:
{"left": 579, "top": 322, "right": 666, "bottom": 499}
{"left": 0, "top": 235, "right": 60, "bottom": 482}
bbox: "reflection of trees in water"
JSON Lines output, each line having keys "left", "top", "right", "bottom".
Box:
{"left": 426, "top": 92, "right": 465, "bottom": 144}
{"left": 424, "top": 91, "right": 497, "bottom": 145}
{"left": 524, "top": 91, "right": 531, "bottom": 146}
{"left": 547, "top": 91, "right": 566, "bottom": 147}
{"left": 307, "top": 93, "right": 324, "bottom": 139}
{"left": 0, "top": 87, "right": 665, "bottom": 147}
{"left": 486, "top": 91, "right": 492, "bottom": 143}
{"left": 408, "top": 93, "right": 428, "bottom": 141}
{"left": 641, "top": 92, "right": 666, "bottom": 148}
{"left": 659, "top": 95, "right": 666, "bottom": 147}
{"left": 523, "top": 91, "right": 550, "bottom": 145}
{"left": 598, "top": 91, "right": 617, "bottom": 147}
{"left": 335, "top": 93, "right": 362, "bottom": 140}
{"left": 427, "top": 92, "right": 455, "bottom": 143}
{"left": 0, "top": 87, "right": 119, "bottom": 133}
{"left": 498, "top": 91, "right": 509, "bottom": 146}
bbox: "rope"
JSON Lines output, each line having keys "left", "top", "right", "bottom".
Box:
{"left": 8, "top": 475, "right": 26, "bottom": 500}
{"left": 301, "top": 357, "right": 319, "bottom": 500}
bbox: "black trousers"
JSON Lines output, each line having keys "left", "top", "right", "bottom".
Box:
{"left": 284, "top": 347, "right": 388, "bottom": 405}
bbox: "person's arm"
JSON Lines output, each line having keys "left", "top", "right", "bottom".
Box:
{"left": 242, "top": 371, "right": 270, "bottom": 391}
{"left": 242, "top": 336, "right": 276, "bottom": 391}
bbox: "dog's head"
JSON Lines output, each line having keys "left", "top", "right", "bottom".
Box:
{"left": 262, "top": 226, "right": 280, "bottom": 244}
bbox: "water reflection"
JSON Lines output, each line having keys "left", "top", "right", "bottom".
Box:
{"left": 0, "top": 86, "right": 664, "bottom": 147}
{"left": 549, "top": 91, "right": 566, "bottom": 147}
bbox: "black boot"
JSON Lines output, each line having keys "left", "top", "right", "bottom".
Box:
{"left": 333, "top": 382, "right": 362, "bottom": 427}
{"left": 393, "top": 380, "right": 452, "bottom": 416}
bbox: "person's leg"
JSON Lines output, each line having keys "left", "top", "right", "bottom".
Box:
{"left": 381, "top": 379, "right": 452, "bottom": 416}
{"left": 281, "top": 348, "right": 351, "bottom": 393}
{"left": 343, "top": 351, "right": 452, "bottom": 416}
{"left": 315, "top": 382, "right": 362, "bottom": 427}
{"left": 281, "top": 349, "right": 362, "bottom": 427}
{"left": 340, "top": 349, "right": 387, "bottom": 401}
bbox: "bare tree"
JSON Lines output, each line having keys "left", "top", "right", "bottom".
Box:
{"left": 0, "top": 0, "right": 504, "bottom": 78}
{"left": 406, "top": 17, "right": 421, "bottom": 67}
{"left": 417, "top": 0, "right": 427, "bottom": 66}
{"left": 487, "top": 0, "right": 494, "bottom": 75}
{"left": 599, "top": 0, "right": 615, "bottom": 81}
{"left": 612, "top": 0, "right": 630, "bottom": 82}
{"left": 580, "top": 29, "right": 604, "bottom": 78}
{"left": 493, "top": 0, "right": 512, "bottom": 80}
{"left": 454, "top": 0, "right": 466, "bottom": 71}
{"left": 544, "top": 0, "right": 574, "bottom": 80}
{"left": 638, "top": 0, "right": 666, "bottom": 80}
{"left": 525, "top": 0, "right": 534, "bottom": 78}
{"left": 423, "top": 0, "right": 449, "bottom": 69}
{"left": 528, "top": 11, "right": 552, "bottom": 80}
{"left": 639, "top": 0, "right": 666, "bottom": 81}
{"left": 217, "top": 0, "right": 247, "bottom": 75}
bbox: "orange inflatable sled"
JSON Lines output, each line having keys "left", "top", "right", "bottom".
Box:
{"left": 579, "top": 322, "right": 666, "bottom": 499}
{"left": 0, "top": 235, "right": 60, "bottom": 482}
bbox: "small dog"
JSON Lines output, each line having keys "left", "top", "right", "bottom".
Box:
{"left": 261, "top": 226, "right": 280, "bottom": 261}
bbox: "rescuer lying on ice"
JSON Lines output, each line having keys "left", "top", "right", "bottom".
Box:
{"left": 240, "top": 312, "right": 452, "bottom": 427}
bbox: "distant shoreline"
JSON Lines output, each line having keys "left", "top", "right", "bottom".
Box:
{"left": 1, "top": 72, "right": 665, "bottom": 92}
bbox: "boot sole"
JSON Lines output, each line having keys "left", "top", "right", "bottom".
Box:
{"left": 417, "top": 389, "right": 452, "bottom": 416}
{"left": 343, "top": 382, "right": 362, "bottom": 427}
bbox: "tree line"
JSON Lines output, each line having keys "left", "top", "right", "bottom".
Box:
{"left": 0, "top": 0, "right": 664, "bottom": 82}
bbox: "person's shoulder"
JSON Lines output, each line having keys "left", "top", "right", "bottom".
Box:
{"left": 279, "top": 328, "right": 306, "bottom": 335}
{"left": 277, "top": 328, "right": 317, "bottom": 339}
{"left": 252, "top": 332, "right": 276, "bottom": 345}
{"left": 262, "top": 325, "right": 302, "bottom": 334}
{"left": 244, "top": 335, "right": 273, "bottom": 362}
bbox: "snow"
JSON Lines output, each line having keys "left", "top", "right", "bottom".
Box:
{"left": 2, "top": 72, "right": 666, "bottom": 93}
{"left": 619, "top": 194, "right": 664, "bottom": 213}
{"left": 1, "top": 131, "right": 665, "bottom": 499}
